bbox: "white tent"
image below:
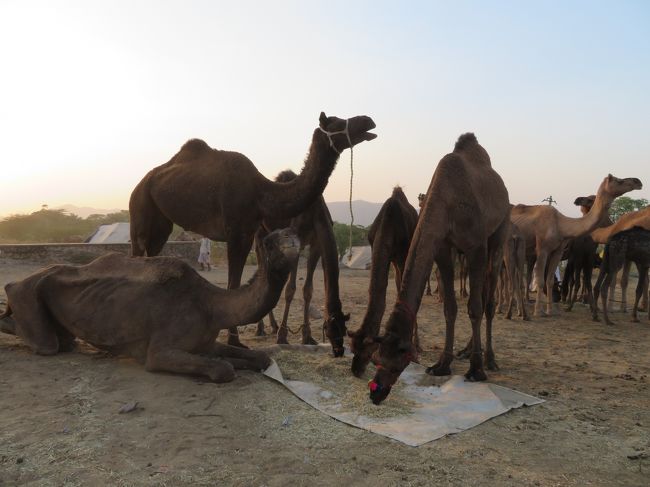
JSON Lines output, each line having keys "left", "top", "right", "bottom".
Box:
{"left": 86, "top": 222, "right": 131, "bottom": 244}
{"left": 340, "top": 245, "right": 372, "bottom": 270}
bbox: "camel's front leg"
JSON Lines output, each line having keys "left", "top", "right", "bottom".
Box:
{"left": 427, "top": 246, "right": 457, "bottom": 376}
{"left": 464, "top": 245, "right": 488, "bottom": 382}
{"left": 145, "top": 348, "right": 235, "bottom": 382}
{"left": 276, "top": 255, "right": 299, "bottom": 345}
{"left": 208, "top": 342, "right": 271, "bottom": 371}
{"left": 225, "top": 234, "right": 255, "bottom": 348}
{"left": 301, "top": 244, "right": 320, "bottom": 345}
{"left": 545, "top": 248, "right": 563, "bottom": 316}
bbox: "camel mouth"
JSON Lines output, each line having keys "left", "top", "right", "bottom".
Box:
{"left": 362, "top": 132, "right": 378, "bottom": 141}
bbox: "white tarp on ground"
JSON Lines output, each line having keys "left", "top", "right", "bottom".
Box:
{"left": 340, "top": 245, "right": 372, "bottom": 270}
{"left": 86, "top": 222, "right": 131, "bottom": 244}
{"left": 263, "top": 345, "right": 544, "bottom": 447}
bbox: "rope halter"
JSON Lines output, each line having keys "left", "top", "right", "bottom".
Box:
{"left": 318, "top": 119, "right": 351, "bottom": 155}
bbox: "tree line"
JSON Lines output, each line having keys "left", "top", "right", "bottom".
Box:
{"left": 1, "top": 196, "right": 645, "bottom": 251}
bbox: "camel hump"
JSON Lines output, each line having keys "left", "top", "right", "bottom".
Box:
{"left": 180, "top": 138, "right": 211, "bottom": 153}
{"left": 514, "top": 203, "right": 531, "bottom": 210}
{"left": 454, "top": 133, "right": 478, "bottom": 152}
{"left": 391, "top": 186, "right": 405, "bottom": 199}
{"left": 275, "top": 169, "right": 298, "bottom": 183}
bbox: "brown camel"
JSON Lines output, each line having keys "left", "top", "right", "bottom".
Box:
{"left": 129, "top": 112, "right": 376, "bottom": 348}
{"left": 511, "top": 175, "right": 642, "bottom": 317}
{"left": 368, "top": 133, "right": 510, "bottom": 405}
{"left": 257, "top": 170, "right": 349, "bottom": 356}
{"left": 593, "top": 228, "right": 650, "bottom": 325}
{"left": 0, "top": 229, "right": 300, "bottom": 382}
{"left": 592, "top": 206, "right": 650, "bottom": 312}
{"left": 347, "top": 186, "right": 420, "bottom": 377}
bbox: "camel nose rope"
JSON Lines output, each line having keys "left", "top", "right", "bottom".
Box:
{"left": 318, "top": 120, "right": 355, "bottom": 260}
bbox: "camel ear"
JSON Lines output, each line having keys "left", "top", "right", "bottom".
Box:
{"left": 607, "top": 174, "right": 613, "bottom": 181}
{"left": 319, "top": 112, "right": 328, "bottom": 128}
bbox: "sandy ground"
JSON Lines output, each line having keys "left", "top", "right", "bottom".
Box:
{"left": 1, "top": 257, "right": 649, "bottom": 487}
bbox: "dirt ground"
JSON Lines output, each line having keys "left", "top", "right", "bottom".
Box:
{"left": 1, "top": 257, "right": 649, "bottom": 487}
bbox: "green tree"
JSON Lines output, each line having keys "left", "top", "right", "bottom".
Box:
{"left": 608, "top": 196, "right": 648, "bottom": 222}
{"left": 332, "top": 222, "right": 368, "bottom": 259}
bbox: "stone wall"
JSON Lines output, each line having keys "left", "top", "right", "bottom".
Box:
{"left": 0, "top": 242, "right": 200, "bottom": 265}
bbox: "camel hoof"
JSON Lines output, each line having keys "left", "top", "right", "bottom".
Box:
{"left": 426, "top": 364, "right": 452, "bottom": 376}
{"left": 209, "top": 362, "right": 236, "bottom": 383}
{"left": 486, "top": 359, "right": 499, "bottom": 371}
{"left": 302, "top": 336, "right": 318, "bottom": 346}
{"left": 465, "top": 367, "right": 488, "bottom": 382}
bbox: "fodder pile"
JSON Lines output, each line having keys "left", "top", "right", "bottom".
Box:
{"left": 273, "top": 349, "right": 417, "bottom": 418}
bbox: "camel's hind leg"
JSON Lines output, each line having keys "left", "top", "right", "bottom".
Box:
{"left": 631, "top": 264, "right": 648, "bottom": 323}
{"left": 464, "top": 244, "right": 489, "bottom": 381}
{"left": 275, "top": 255, "right": 299, "bottom": 345}
{"left": 301, "top": 245, "right": 320, "bottom": 345}
{"left": 224, "top": 233, "right": 255, "bottom": 348}
{"left": 4, "top": 285, "right": 61, "bottom": 355}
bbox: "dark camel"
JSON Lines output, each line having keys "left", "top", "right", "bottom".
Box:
{"left": 129, "top": 112, "right": 376, "bottom": 347}
{"left": 0, "top": 230, "right": 299, "bottom": 382}
{"left": 257, "top": 170, "right": 349, "bottom": 356}
{"left": 347, "top": 187, "right": 419, "bottom": 377}
{"left": 593, "top": 228, "right": 650, "bottom": 325}
{"left": 368, "top": 133, "right": 510, "bottom": 405}
{"left": 498, "top": 220, "right": 530, "bottom": 321}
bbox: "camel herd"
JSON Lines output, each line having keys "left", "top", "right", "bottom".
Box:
{"left": 1, "top": 112, "right": 649, "bottom": 407}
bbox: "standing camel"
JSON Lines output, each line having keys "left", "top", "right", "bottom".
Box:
{"left": 347, "top": 186, "right": 419, "bottom": 377}
{"left": 368, "top": 133, "right": 510, "bottom": 405}
{"left": 129, "top": 112, "right": 376, "bottom": 348}
{"left": 593, "top": 228, "right": 650, "bottom": 325}
{"left": 511, "top": 175, "right": 642, "bottom": 317}
{"left": 257, "top": 170, "right": 349, "bottom": 355}
{"left": 499, "top": 220, "right": 530, "bottom": 321}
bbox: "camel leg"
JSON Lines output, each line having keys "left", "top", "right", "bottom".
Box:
{"left": 425, "top": 273, "right": 432, "bottom": 296}
{"left": 427, "top": 246, "right": 457, "bottom": 376}
{"left": 545, "top": 248, "right": 563, "bottom": 316}
{"left": 225, "top": 234, "right": 255, "bottom": 348}
{"left": 619, "top": 260, "right": 632, "bottom": 313}
{"left": 145, "top": 348, "right": 235, "bottom": 383}
{"left": 276, "top": 256, "right": 299, "bottom": 345}
{"left": 592, "top": 262, "right": 606, "bottom": 321}
{"left": 208, "top": 342, "right": 271, "bottom": 371}
{"left": 566, "top": 260, "right": 582, "bottom": 312}
{"left": 600, "top": 272, "right": 616, "bottom": 326}
{"left": 484, "top": 222, "right": 507, "bottom": 372}
{"left": 459, "top": 253, "right": 469, "bottom": 298}
{"left": 631, "top": 265, "right": 648, "bottom": 323}
{"left": 533, "top": 246, "right": 550, "bottom": 317}
{"left": 301, "top": 245, "right": 320, "bottom": 345}
{"left": 464, "top": 245, "right": 489, "bottom": 381}
{"left": 583, "top": 264, "right": 596, "bottom": 318}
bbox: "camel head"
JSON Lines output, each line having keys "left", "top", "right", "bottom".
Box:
{"left": 324, "top": 311, "right": 350, "bottom": 358}
{"left": 600, "top": 175, "right": 642, "bottom": 199}
{"left": 574, "top": 195, "right": 596, "bottom": 215}
{"left": 347, "top": 329, "right": 378, "bottom": 377}
{"left": 367, "top": 331, "right": 416, "bottom": 405}
{"left": 261, "top": 228, "right": 300, "bottom": 273}
{"left": 317, "top": 112, "right": 376, "bottom": 154}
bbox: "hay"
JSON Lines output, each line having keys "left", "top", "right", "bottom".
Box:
{"left": 273, "top": 349, "right": 417, "bottom": 418}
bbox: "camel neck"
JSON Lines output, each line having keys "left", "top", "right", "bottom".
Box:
{"left": 258, "top": 131, "right": 339, "bottom": 220}
{"left": 558, "top": 186, "right": 614, "bottom": 238}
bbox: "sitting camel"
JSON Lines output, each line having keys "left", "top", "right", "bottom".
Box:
{"left": 511, "top": 175, "right": 642, "bottom": 317}
{"left": 257, "top": 170, "right": 349, "bottom": 355}
{"left": 129, "top": 112, "right": 376, "bottom": 349}
{"left": 593, "top": 228, "right": 650, "bottom": 325}
{"left": 347, "top": 186, "right": 420, "bottom": 377}
{"left": 0, "top": 230, "right": 299, "bottom": 383}
{"left": 368, "top": 133, "right": 510, "bottom": 405}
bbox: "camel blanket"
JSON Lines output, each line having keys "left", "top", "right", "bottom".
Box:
{"left": 263, "top": 345, "right": 543, "bottom": 447}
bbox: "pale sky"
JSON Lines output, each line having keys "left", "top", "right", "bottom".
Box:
{"left": 1, "top": 0, "right": 648, "bottom": 219}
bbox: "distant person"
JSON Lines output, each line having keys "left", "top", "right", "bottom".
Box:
{"left": 198, "top": 237, "right": 212, "bottom": 271}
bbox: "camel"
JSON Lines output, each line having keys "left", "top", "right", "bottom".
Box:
{"left": 0, "top": 229, "right": 300, "bottom": 382}
{"left": 562, "top": 195, "right": 603, "bottom": 314}
{"left": 511, "top": 175, "right": 642, "bottom": 317}
{"left": 592, "top": 228, "right": 650, "bottom": 325}
{"left": 591, "top": 206, "right": 650, "bottom": 313}
{"left": 367, "top": 133, "right": 510, "bottom": 405}
{"left": 256, "top": 170, "right": 349, "bottom": 356}
{"left": 347, "top": 186, "right": 420, "bottom": 377}
{"left": 129, "top": 112, "right": 376, "bottom": 348}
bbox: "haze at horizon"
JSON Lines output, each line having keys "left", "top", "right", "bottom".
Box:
{"left": 1, "top": 0, "right": 648, "bottom": 219}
